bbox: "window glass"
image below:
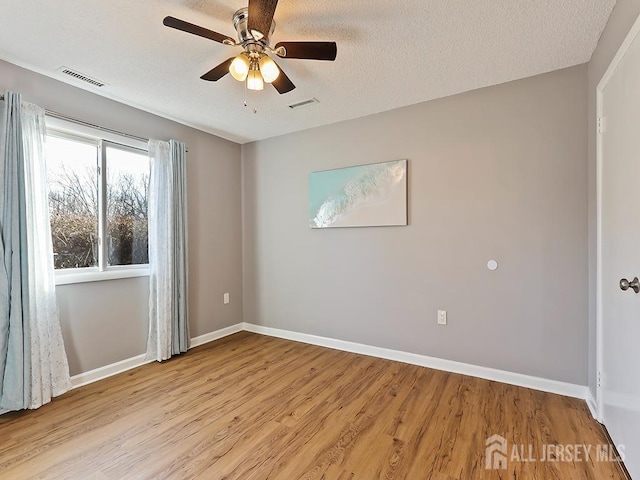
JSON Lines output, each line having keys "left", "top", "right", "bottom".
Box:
{"left": 46, "top": 135, "right": 99, "bottom": 269}
{"left": 105, "top": 145, "right": 149, "bottom": 266}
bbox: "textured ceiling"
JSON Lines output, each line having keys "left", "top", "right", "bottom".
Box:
{"left": 0, "top": 0, "right": 616, "bottom": 144}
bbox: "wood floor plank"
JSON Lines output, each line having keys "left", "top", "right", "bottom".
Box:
{"left": 0, "top": 332, "right": 628, "bottom": 480}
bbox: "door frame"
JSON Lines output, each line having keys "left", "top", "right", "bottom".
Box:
{"left": 596, "top": 11, "right": 640, "bottom": 423}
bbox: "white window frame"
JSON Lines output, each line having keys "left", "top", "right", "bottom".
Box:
{"left": 46, "top": 117, "right": 150, "bottom": 285}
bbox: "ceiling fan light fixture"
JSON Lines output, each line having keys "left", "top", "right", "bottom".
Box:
{"left": 259, "top": 54, "right": 280, "bottom": 83}
{"left": 229, "top": 53, "right": 250, "bottom": 81}
{"left": 164, "top": 2, "right": 338, "bottom": 96}
{"left": 247, "top": 66, "right": 264, "bottom": 91}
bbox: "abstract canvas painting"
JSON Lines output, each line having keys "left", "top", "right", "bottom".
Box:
{"left": 309, "top": 159, "right": 407, "bottom": 228}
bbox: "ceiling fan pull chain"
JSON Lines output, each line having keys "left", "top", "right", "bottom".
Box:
{"left": 242, "top": 82, "right": 259, "bottom": 113}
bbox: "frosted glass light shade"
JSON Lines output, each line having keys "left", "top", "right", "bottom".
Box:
{"left": 247, "top": 69, "right": 264, "bottom": 90}
{"left": 229, "top": 54, "right": 250, "bottom": 81}
{"left": 259, "top": 55, "right": 280, "bottom": 83}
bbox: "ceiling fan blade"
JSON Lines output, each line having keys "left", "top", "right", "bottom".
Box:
{"left": 248, "top": 0, "right": 278, "bottom": 40}
{"left": 274, "top": 41, "right": 337, "bottom": 61}
{"left": 163, "top": 16, "right": 236, "bottom": 45}
{"left": 201, "top": 58, "right": 235, "bottom": 81}
{"left": 272, "top": 65, "right": 295, "bottom": 94}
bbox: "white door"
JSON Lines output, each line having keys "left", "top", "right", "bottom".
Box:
{"left": 598, "top": 14, "right": 640, "bottom": 480}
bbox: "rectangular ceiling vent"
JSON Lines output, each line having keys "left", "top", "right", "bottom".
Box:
{"left": 288, "top": 98, "right": 319, "bottom": 110}
{"left": 58, "top": 67, "right": 106, "bottom": 88}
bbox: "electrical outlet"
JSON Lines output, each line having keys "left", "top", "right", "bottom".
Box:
{"left": 437, "top": 310, "right": 447, "bottom": 326}
{"left": 223, "top": 293, "right": 230, "bottom": 305}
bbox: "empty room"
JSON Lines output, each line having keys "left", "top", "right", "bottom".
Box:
{"left": 1, "top": 0, "right": 639, "bottom": 478}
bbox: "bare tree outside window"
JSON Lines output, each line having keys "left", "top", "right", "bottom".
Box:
{"left": 45, "top": 135, "right": 149, "bottom": 270}
{"left": 46, "top": 136, "right": 99, "bottom": 269}
{"left": 105, "top": 145, "right": 149, "bottom": 266}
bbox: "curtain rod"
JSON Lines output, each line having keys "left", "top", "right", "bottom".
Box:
{"left": 1, "top": 94, "right": 188, "bottom": 151}
{"left": 45, "top": 110, "right": 150, "bottom": 144}
{"left": 0, "top": 94, "right": 148, "bottom": 143}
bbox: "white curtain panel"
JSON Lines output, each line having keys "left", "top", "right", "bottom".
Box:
{"left": 146, "top": 139, "right": 189, "bottom": 362}
{"left": 21, "top": 102, "right": 72, "bottom": 407}
{"left": 0, "top": 92, "right": 71, "bottom": 411}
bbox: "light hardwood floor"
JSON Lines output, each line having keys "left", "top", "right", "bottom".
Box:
{"left": 0, "top": 332, "right": 628, "bottom": 479}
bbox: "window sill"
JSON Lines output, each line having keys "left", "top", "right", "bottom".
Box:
{"left": 55, "top": 267, "right": 150, "bottom": 286}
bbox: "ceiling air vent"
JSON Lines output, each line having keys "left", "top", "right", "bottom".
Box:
{"left": 58, "top": 67, "right": 106, "bottom": 88}
{"left": 288, "top": 98, "right": 319, "bottom": 109}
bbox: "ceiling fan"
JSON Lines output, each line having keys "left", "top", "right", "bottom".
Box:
{"left": 163, "top": 0, "right": 337, "bottom": 94}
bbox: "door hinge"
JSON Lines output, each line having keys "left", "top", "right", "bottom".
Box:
{"left": 597, "top": 117, "right": 606, "bottom": 134}
{"left": 597, "top": 371, "right": 603, "bottom": 388}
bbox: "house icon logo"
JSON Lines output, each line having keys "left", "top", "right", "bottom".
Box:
{"left": 485, "top": 434, "right": 508, "bottom": 470}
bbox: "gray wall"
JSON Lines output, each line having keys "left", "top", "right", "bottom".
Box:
{"left": 587, "top": 0, "right": 640, "bottom": 398}
{"left": 0, "top": 59, "right": 243, "bottom": 376}
{"left": 243, "top": 65, "right": 589, "bottom": 385}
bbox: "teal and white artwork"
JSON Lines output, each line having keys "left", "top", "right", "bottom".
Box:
{"left": 309, "top": 159, "right": 407, "bottom": 228}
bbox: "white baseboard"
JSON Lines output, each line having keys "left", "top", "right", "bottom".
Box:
{"left": 586, "top": 388, "right": 599, "bottom": 420}
{"left": 243, "top": 323, "right": 589, "bottom": 401}
{"left": 71, "top": 353, "right": 154, "bottom": 389}
{"left": 70, "top": 323, "right": 244, "bottom": 389}
{"left": 3, "top": 322, "right": 595, "bottom": 415}
{"left": 190, "top": 323, "right": 244, "bottom": 348}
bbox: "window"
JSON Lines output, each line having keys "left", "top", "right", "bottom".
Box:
{"left": 47, "top": 134, "right": 99, "bottom": 269}
{"left": 45, "top": 118, "right": 149, "bottom": 284}
{"left": 104, "top": 144, "right": 149, "bottom": 267}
